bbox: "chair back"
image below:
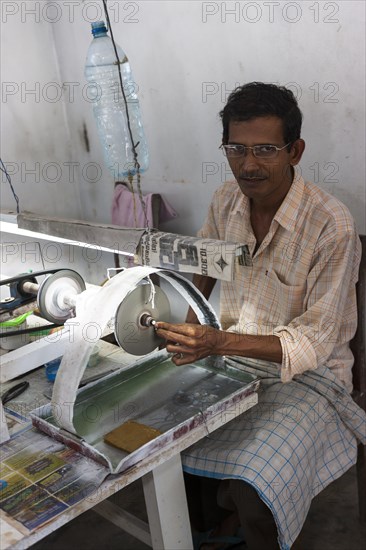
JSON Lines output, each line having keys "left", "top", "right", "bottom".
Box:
{"left": 351, "top": 235, "right": 366, "bottom": 411}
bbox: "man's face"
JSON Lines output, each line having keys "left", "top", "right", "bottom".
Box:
{"left": 226, "top": 116, "right": 304, "bottom": 204}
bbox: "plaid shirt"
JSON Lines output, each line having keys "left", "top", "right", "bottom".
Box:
{"left": 198, "top": 174, "right": 361, "bottom": 392}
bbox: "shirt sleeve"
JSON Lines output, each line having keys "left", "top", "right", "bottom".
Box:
{"left": 273, "top": 228, "right": 361, "bottom": 383}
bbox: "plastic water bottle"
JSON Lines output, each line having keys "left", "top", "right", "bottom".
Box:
{"left": 84, "top": 21, "right": 149, "bottom": 179}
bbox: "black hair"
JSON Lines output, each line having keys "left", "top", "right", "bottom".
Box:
{"left": 220, "top": 82, "right": 303, "bottom": 147}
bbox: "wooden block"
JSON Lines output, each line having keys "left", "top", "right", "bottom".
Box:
{"left": 103, "top": 420, "right": 162, "bottom": 453}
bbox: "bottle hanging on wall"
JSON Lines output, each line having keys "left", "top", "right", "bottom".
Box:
{"left": 84, "top": 21, "right": 149, "bottom": 179}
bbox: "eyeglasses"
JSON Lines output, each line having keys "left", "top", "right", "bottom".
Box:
{"left": 220, "top": 142, "right": 292, "bottom": 159}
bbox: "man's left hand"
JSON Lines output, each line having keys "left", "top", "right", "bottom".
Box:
{"left": 155, "top": 322, "right": 222, "bottom": 365}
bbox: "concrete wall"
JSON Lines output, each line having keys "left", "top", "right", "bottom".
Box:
{"left": 1, "top": 0, "right": 365, "bottom": 237}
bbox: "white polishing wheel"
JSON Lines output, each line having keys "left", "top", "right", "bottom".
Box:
{"left": 37, "top": 269, "right": 86, "bottom": 324}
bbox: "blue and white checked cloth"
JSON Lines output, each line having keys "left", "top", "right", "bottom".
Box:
{"left": 182, "top": 358, "right": 366, "bottom": 550}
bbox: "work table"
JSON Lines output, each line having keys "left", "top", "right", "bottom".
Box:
{"left": 0, "top": 343, "right": 259, "bottom": 549}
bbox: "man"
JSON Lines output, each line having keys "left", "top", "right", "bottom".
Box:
{"left": 156, "top": 83, "right": 366, "bottom": 549}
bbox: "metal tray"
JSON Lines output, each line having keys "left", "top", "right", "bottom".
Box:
{"left": 31, "top": 352, "right": 259, "bottom": 474}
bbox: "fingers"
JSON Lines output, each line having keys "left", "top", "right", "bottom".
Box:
{"left": 155, "top": 323, "right": 207, "bottom": 349}
{"left": 172, "top": 353, "right": 193, "bottom": 366}
{"left": 156, "top": 322, "right": 201, "bottom": 337}
{"left": 157, "top": 331, "right": 203, "bottom": 365}
{"left": 171, "top": 350, "right": 201, "bottom": 366}
{"left": 163, "top": 340, "right": 194, "bottom": 363}
{"left": 166, "top": 343, "right": 192, "bottom": 355}
{"left": 157, "top": 328, "right": 193, "bottom": 347}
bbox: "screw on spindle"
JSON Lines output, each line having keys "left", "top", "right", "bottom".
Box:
{"left": 140, "top": 313, "right": 156, "bottom": 327}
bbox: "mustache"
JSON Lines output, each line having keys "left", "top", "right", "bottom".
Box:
{"left": 239, "top": 173, "right": 267, "bottom": 179}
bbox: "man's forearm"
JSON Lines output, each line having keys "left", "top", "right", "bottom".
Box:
{"left": 217, "top": 332, "right": 283, "bottom": 364}
{"left": 191, "top": 274, "right": 216, "bottom": 299}
{"left": 186, "top": 274, "right": 217, "bottom": 323}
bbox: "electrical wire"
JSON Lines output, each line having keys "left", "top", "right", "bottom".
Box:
{"left": 0, "top": 158, "right": 20, "bottom": 213}
{"left": 0, "top": 324, "right": 62, "bottom": 338}
{"left": 102, "top": 0, "right": 149, "bottom": 228}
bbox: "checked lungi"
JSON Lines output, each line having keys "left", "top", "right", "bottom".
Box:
{"left": 182, "top": 358, "right": 366, "bottom": 550}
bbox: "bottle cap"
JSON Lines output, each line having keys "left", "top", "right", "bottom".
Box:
{"left": 91, "top": 21, "right": 108, "bottom": 37}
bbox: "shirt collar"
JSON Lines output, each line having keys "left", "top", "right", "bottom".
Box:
{"left": 273, "top": 172, "right": 304, "bottom": 232}
{"left": 231, "top": 186, "right": 249, "bottom": 217}
{"left": 231, "top": 172, "right": 304, "bottom": 233}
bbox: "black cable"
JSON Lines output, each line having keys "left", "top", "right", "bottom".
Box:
{"left": 0, "top": 323, "right": 62, "bottom": 338}
{"left": 0, "top": 158, "right": 20, "bottom": 213}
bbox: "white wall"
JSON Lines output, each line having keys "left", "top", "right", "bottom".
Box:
{"left": 1, "top": 0, "right": 365, "bottom": 235}
{"left": 0, "top": 5, "right": 82, "bottom": 218}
